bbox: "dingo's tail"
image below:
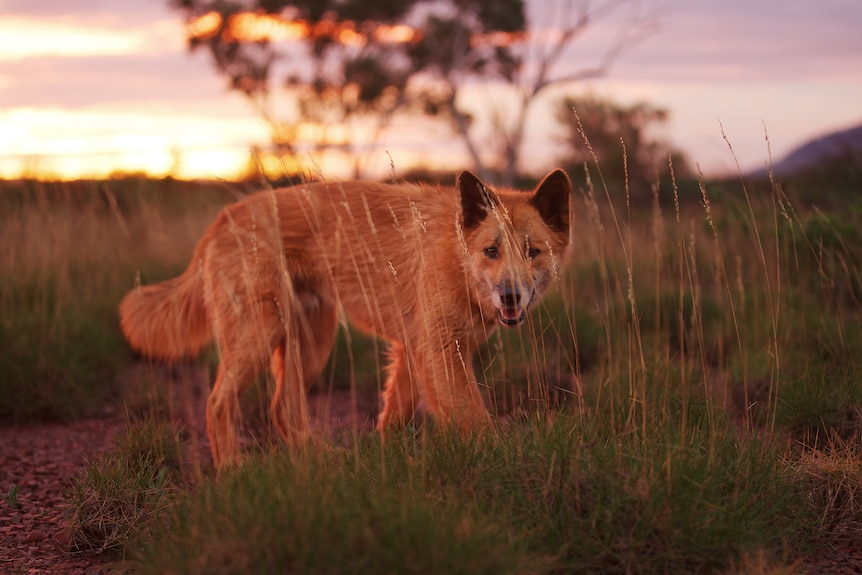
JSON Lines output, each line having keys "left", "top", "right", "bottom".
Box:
{"left": 119, "top": 260, "right": 211, "bottom": 361}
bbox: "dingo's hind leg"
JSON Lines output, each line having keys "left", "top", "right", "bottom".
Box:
{"left": 207, "top": 360, "right": 251, "bottom": 469}
{"left": 270, "top": 297, "right": 338, "bottom": 445}
{"left": 207, "top": 297, "right": 284, "bottom": 469}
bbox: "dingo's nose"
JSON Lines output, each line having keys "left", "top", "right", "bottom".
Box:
{"left": 500, "top": 286, "right": 521, "bottom": 307}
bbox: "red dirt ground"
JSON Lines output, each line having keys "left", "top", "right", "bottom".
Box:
{"left": 1, "top": 419, "right": 127, "bottom": 574}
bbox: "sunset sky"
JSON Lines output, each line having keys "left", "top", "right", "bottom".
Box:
{"left": 1, "top": 0, "right": 860, "bottom": 181}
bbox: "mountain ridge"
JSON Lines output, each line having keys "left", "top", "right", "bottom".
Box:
{"left": 762, "top": 122, "right": 862, "bottom": 176}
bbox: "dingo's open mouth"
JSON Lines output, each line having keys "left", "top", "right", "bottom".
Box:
{"left": 498, "top": 308, "right": 526, "bottom": 326}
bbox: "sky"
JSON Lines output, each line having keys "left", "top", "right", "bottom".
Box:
{"left": 0, "top": 0, "right": 860, "bottom": 181}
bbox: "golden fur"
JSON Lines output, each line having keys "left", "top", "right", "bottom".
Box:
{"left": 119, "top": 170, "right": 573, "bottom": 468}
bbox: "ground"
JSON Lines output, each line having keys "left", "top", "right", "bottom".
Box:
{"left": 1, "top": 378, "right": 861, "bottom": 574}
{"left": 1, "top": 419, "right": 125, "bottom": 575}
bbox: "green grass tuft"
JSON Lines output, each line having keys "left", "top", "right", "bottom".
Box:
{"left": 66, "top": 418, "right": 183, "bottom": 556}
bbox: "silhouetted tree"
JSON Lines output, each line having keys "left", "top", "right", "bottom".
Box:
{"left": 172, "top": 0, "right": 429, "bottom": 177}
{"left": 171, "top": 0, "right": 657, "bottom": 181}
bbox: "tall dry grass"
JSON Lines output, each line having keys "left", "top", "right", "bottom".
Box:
{"left": 0, "top": 177, "right": 232, "bottom": 421}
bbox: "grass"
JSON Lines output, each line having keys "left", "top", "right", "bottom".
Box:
{"left": 138, "top": 435, "right": 538, "bottom": 574}
{"left": 2, "top": 162, "right": 862, "bottom": 572}
{"left": 132, "top": 414, "right": 825, "bottom": 574}
{"left": 66, "top": 417, "right": 184, "bottom": 555}
{"left": 0, "top": 177, "right": 232, "bottom": 422}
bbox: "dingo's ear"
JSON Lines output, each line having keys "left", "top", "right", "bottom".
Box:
{"left": 458, "top": 170, "right": 497, "bottom": 230}
{"left": 530, "top": 169, "right": 572, "bottom": 233}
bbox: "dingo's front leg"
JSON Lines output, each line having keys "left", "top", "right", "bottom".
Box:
{"left": 418, "top": 340, "right": 491, "bottom": 432}
{"left": 377, "top": 342, "right": 421, "bottom": 431}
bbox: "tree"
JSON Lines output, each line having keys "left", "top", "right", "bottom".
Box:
{"left": 555, "top": 93, "right": 690, "bottom": 204}
{"left": 171, "top": 0, "right": 657, "bottom": 182}
{"left": 411, "top": 0, "right": 658, "bottom": 184}
{"left": 172, "top": 0, "right": 429, "bottom": 178}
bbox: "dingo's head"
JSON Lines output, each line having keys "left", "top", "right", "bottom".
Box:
{"left": 457, "top": 169, "right": 572, "bottom": 327}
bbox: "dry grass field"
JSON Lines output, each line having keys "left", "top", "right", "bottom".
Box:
{"left": 2, "top": 164, "right": 861, "bottom": 573}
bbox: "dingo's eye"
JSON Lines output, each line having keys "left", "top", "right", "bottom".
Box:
{"left": 483, "top": 246, "right": 499, "bottom": 259}
{"left": 527, "top": 247, "right": 541, "bottom": 260}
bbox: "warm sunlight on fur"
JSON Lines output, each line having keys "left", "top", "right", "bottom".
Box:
{"left": 118, "top": 170, "right": 573, "bottom": 469}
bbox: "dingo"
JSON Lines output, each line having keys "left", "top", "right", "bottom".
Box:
{"left": 119, "top": 170, "right": 573, "bottom": 468}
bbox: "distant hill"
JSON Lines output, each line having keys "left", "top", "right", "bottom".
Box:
{"left": 764, "top": 123, "right": 862, "bottom": 176}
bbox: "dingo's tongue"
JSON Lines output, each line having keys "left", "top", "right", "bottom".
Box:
{"left": 498, "top": 308, "right": 525, "bottom": 326}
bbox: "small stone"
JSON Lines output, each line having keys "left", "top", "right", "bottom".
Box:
{"left": 24, "top": 531, "right": 45, "bottom": 543}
